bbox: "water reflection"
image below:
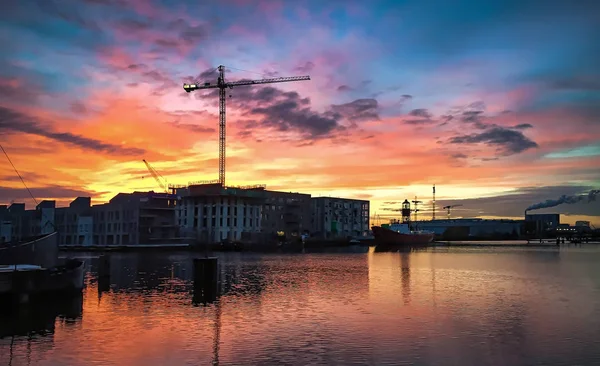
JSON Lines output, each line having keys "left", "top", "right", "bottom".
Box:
{"left": 1, "top": 248, "right": 600, "bottom": 365}
{"left": 0, "top": 294, "right": 83, "bottom": 339}
{"left": 0, "top": 294, "right": 83, "bottom": 366}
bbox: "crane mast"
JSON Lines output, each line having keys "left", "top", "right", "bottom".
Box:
{"left": 184, "top": 65, "right": 311, "bottom": 187}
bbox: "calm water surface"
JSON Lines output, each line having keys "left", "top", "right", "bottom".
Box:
{"left": 2, "top": 246, "right": 600, "bottom": 365}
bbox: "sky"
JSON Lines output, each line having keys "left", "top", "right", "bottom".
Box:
{"left": 0, "top": 0, "right": 599, "bottom": 226}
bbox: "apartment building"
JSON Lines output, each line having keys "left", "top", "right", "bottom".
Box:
{"left": 91, "top": 191, "right": 179, "bottom": 245}
{"left": 311, "top": 197, "right": 370, "bottom": 238}
{"left": 260, "top": 190, "right": 312, "bottom": 241}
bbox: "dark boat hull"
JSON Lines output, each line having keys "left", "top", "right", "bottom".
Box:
{"left": 0, "top": 259, "right": 85, "bottom": 303}
{"left": 372, "top": 226, "right": 434, "bottom": 248}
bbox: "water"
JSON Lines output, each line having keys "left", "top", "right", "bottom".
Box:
{"left": 2, "top": 246, "right": 600, "bottom": 365}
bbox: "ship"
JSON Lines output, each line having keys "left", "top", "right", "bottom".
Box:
{"left": 372, "top": 198, "right": 435, "bottom": 249}
{"left": 372, "top": 222, "right": 435, "bottom": 248}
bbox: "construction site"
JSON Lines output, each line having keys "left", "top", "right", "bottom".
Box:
{"left": 0, "top": 65, "right": 372, "bottom": 247}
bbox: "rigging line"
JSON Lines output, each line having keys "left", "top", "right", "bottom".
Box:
{"left": 0, "top": 143, "right": 38, "bottom": 207}
{"left": 1, "top": 143, "right": 56, "bottom": 231}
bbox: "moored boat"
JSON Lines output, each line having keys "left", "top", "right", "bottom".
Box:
{"left": 0, "top": 232, "right": 85, "bottom": 304}
{"left": 372, "top": 222, "right": 434, "bottom": 249}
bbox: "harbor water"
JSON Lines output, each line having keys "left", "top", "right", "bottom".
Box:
{"left": 2, "top": 246, "right": 600, "bottom": 365}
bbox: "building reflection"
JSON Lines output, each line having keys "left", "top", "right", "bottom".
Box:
{"left": 368, "top": 248, "right": 413, "bottom": 306}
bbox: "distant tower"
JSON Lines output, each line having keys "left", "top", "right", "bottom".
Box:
{"left": 401, "top": 199, "right": 411, "bottom": 224}
{"left": 432, "top": 184, "right": 436, "bottom": 220}
{"left": 412, "top": 196, "right": 422, "bottom": 223}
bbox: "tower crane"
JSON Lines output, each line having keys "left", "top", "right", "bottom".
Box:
{"left": 142, "top": 159, "right": 168, "bottom": 193}
{"left": 443, "top": 204, "right": 463, "bottom": 219}
{"left": 183, "top": 65, "right": 310, "bottom": 187}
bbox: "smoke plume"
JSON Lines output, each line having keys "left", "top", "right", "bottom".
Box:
{"left": 525, "top": 189, "right": 600, "bottom": 212}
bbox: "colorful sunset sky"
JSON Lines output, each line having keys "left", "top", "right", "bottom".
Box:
{"left": 1, "top": 0, "right": 599, "bottom": 225}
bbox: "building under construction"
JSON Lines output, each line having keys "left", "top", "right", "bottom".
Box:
{"left": 172, "top": 182, "right": 267, "bottom": 244}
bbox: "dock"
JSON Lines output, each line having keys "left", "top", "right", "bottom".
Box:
{"left": 432, "top": 239, "right": 599, "bottom": 248}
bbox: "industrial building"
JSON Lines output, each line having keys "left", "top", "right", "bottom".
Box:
{"left": 524, "top": 213, "right": 560, "bottom": 235}
{"left": 311, "top": 197, "right": 370, "bottom": 239}
{"left": 416, "top": 218, "right": 522, "bottom": 239}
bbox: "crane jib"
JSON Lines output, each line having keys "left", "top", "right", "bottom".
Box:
{"left": 183, "top": 76, "right": 310, "bottom": 92}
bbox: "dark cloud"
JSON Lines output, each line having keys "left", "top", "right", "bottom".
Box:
{"left": 191, "top": 84, "right": 349, "bottom": 139}
{"left": 404, "top": 119, "right": 435, "bottom": 126}
{"left": 337, "top": 85, "right": 353, "bottom": 92}
{"left": 166, "top": 121, "right": 216, "bottom": 134}
{"left": 437, "top": 185, "right": 600, "bottom": 218}
{"left": 0, "top": 107, "right": 145, "bottom": 156}
{"left": 330, "top": 99, "right": 380, "bottom": 122}
{"left": 409, "top": 108, "right": 432, "bottom": 118}
{"left": 451, "top": 153, "right": 468, "bottom": 159}
{"left": 294, "top": 62, "right": 315, "bottom": 74}
{"left": 401, "top": 94, "right": 413, "bottom": 100}
{"left": 460, "top": 111, "right": 488, "bottom": 129}
{"left": 449, "top": 127, "right": 538, "bottom": 155}
{"left": 0, "top": 186, "right": 98, "bottom": 204}
{"left": 404, "top": 108, "right": 435, "bottom": 125}
{"left": 250, "top": 101, "right": 340, "bottom": 138}
{"left": 184, "top": 74, "right": 380, "bottom": 139}
{"left": 512, "top": 123, "right": 533, "bottom": 130}
{"left": 0, "top": 171, "right": 47, "bottom": 184}
{"left": 183, "top": 67, "right": 220, "bottom": 85}
{"left": 441, "top": 101, "right": 490, "bottom": 129}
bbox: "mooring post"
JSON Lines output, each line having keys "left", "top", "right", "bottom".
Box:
{"left": 193, "top": 257, "right": 219, "bottom": 303}
{"left": 98, "top": 255, "right": 111, "bottom": 293}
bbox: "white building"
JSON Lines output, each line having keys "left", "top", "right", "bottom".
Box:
{"left": 174, "top": 183, "right": 265, "bottom": 243}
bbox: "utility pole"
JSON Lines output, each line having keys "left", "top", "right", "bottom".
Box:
{"left": 183, "top": 65, "right": 310, "bottom": 187}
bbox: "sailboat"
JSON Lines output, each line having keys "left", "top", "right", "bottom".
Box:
{"left": 0, "top": 145, "right": 85, "bottom": 303}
